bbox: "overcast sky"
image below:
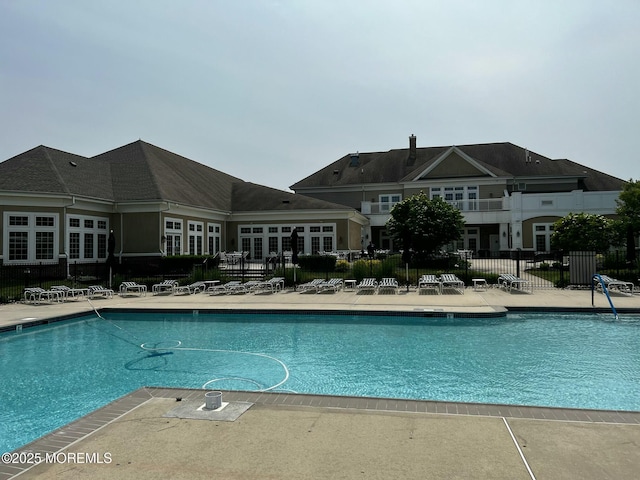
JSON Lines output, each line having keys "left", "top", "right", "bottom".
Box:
{"left": 1, "top": 0, "right": 639, "bottom": 191}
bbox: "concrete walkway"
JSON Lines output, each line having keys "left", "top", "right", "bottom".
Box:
{"left": 1, "top": 287, "right": 639, "bottom": 479}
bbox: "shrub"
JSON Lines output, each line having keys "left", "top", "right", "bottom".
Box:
{"left": 296, "top": 255, "right": 337, "bottom": 272}
{"left": 334, "top": 260, "right": 350, "bottom": 272}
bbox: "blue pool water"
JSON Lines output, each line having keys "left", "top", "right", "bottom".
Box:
{"left": 1, "top": 311, "right": 639, "bottom": 452}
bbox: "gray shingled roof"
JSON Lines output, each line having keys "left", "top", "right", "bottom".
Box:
{"left": 0, "top": 141, "right": 354, "bottom": 213}
{"left": 231, "top": 182, "right": 353, "bottom": 212}
{"left": 291, "top": 142, "right": 624, "bottom": 192}
{"left": 0, "top": 146, "right": 113, "bottom": 199}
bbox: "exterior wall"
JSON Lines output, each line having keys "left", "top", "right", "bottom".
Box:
{"left": 122, "top": 213, "right": 160, "bottom": 255}
{"left": 479, "top": 184, "right": 506, "bottom": 199}
{"left": 425, "top": 153, "right": 485, "bottom": 178}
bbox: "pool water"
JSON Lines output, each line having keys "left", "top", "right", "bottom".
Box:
{"left": 1, "top": 311, "right": 639, "bottom": 452}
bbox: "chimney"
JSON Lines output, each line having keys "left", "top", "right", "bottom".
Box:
{"left": 408, "top": 134, "right": 417, "bottom": 165}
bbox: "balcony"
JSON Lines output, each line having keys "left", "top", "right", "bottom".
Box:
{"left": 361, "top": 198, "right": 505, "bottom": 215}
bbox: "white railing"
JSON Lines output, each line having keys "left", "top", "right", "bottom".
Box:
{"left": 361, "top": 198, "right": 504, "bottom": 214}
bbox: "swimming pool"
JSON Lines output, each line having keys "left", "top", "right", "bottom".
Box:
{"left": 1, "top": 310, "right": 639, "bottom": 452}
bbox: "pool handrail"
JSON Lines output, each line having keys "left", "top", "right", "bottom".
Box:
{"left": 591, "top": 273, "right": 618, "bottom": 320}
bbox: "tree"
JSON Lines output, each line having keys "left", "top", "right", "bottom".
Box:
{"left": 616, "top": 179, "right": 640, "bottom": 260}
{"left": 386, "top": 192, "right": 465, "bottom": 258}
{"left": 550, "top": 212, "right": 612, "bottom": 253}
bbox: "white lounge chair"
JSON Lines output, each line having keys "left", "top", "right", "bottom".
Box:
{"left": 87, "top": 285, "right": 115, "bottom": 299}
{"left": 174, "top": 281, "right": 206, "bottom": 295}
{"left": 51, "top": 285, "right": 89, "bottom": 300}
{"left": 23, "top": 287, "right": 64, "bottom": 304}
{"left": 152, "top": 279, "right": 178, "bottom": 295}
{"left": 418, "top": 275, "right": 441, "bottom": 294}
{"left": 119, "top": 281, "right": 147, "bottom": 296}
{"left": 317, "top": 278, "right": 344, "bottom": 293}
{"left": 378, "top": 277, "right": 399, "bottom": 294}
{"left": 256, "top": 277, "right": 285, "bottom": 294}
{"left": 356, "top": 278, "right": 378, "bottom": 293}
{"left": 440, "top": 273, "right": 465, "bottom": 294}
{"left": 594, "top": 275, "right": 634, "bottom": 295}
{"left": 209, "top": 281, "right": 243, "bottom": 295}
{"left": 498, "top": 274, "right": 532, "bottom": 293}
{"left": 298, "top": 279, "right": 325, "bottom": 293}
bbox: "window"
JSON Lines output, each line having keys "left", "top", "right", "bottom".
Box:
{"left": 36, "top": 232, "right": 54, "bottom": 260}
{"left": 238, "top": 223, "right": 336, "bottom": 260}
{"left": 164, "top": 217, "right": 183, "bottom": 256}
{"left": 533, "top": 223, "right": 554, "bottom": 252}
{"left": 187, "top": 221, "right": 204, "bottom": 255}
{"left": 207, "top": 223, "right": 222, "bottom": 256}
{"left": 69, "top": 232, "right": 80, "bottom": 259}
{"left": 4, "top": 213, "right": 58, "bottom": 264}
{"left": 379, "top": 194, "right": 402, "bottom": 212}
{"left": 67, "top": 215, "right": 109, "bottom": 262}
{"left": 430, "top": 185, "right": 479, "bottom": 210}
{"left": 9, "top": 232, "right": 29, "bottom": 261}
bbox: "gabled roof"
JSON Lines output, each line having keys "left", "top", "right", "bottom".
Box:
{"left": 0, "top": 141, "right": 356, "bottom": 213}
{"left": 291, "top": 142, "right": 624, "bottom": 192}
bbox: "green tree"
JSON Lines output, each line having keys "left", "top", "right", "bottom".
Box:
{"left": 386, "top": 192, "right": 465, "bottom": 257}
{"left": 616, "top": 179, "right": 640, "bottom": 260}
{"left": 550, "top": 212, "right": 612, "bottom": 253}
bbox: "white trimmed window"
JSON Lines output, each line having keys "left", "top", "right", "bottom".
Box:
{"left": 533, "top": 223, "right": 554, "bottom": 252}
{"left": 188, "top": 221, "right": 204, "bottom": 256}
{"left": 207, "top": 223, "right": 221, "bottom": 256}
{"left": 3, "top": 212, "right": 59, "bottom": 264}
{"left": 379, "top": 194, "right": 402, "bottom": 212}
{"left": 67, "top": 215, "right": 109, "bottom": 262}
{"left": 164, "top": 218, "right": 182, "bottom": 256}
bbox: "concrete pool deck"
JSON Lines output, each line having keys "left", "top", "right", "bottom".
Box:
{"left": 1, "top": 287, "right": 639, "bottom": 479}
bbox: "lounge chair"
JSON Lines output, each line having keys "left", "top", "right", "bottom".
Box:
{"left": 594, "top": 275, "right": 634, "bottom": 295}
{"left": 497, "top": 274, "right": 532, "bottom": 293}
{"left": 298, "top": 279, "right": 325, "bottom": 293}
{"left": 317, "top": 278, "right": 344, "bottom": 293}
{"left": 418, "top": 275, "right": 441, "bottom": 294}
{"left": 440, "top": 273, "right": 465, "bottom": 294}
{"left": 377, "top": 277, "right": 399, "bottom": 294}
{"left": 174, "top": 281, "right": 206, "bottom": 295}
{"left": 152, "top": 279, "right": 178, "bottom": 295}
{"left": 23, "top": 287, "right": 64, "bottom": 304}
{"left": 209, "top": 281, "right": 243, "bottom": 295}
{"left": 356, "top": 278, "right": 378, "bottom": 293}
{"left": 51, "top": 285, "right": 89, "bottom": 300}
{"left": 87, "top": 285, "right": 115, "bottom": 299}
{"left": 256, "top": 277, "right": 285, "bottom": 294}
{"left": 119, "top": 281, "right": 147, "bottom": 296}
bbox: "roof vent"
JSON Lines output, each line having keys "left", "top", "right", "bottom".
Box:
{"left": 69, "top": 161, "right": 77, "bottom": 167}
{"left": 333, "top": 169, "right": 339, "bottom": 175}
{"left": 282, "top": 199, "right": 290, "bottom": 204}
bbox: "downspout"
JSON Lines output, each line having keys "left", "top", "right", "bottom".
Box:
{"left": 63, "top": 195, "right": 76, "bottom": 277}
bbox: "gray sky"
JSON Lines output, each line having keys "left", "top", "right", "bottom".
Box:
{"left": 1, "top": 0, "right": 639, "bottom": 192}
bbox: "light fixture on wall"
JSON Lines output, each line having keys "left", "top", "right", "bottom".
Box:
{"left": 502, "top": 231, "right": 506, "bottom": 238}
{"left": 161, "top": 235, "right": 167, "bottom": 244}
{"left": 516, "top": 231, "right": 521, "bottom": 237}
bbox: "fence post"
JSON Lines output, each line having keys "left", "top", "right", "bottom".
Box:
{"left": 516, "top": 249, "right": 521, "bottom": 278}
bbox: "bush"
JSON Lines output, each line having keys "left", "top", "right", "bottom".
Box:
{"left": 296, "top": 255, "right": 337, "bottom": 272}
{"left": 539, "top": 262, "right": 550, "bottom": 271}
{"left": 334, "top": 260, "right": 350, "bottom": 272}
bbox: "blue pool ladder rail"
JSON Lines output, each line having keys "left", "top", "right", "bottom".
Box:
{"left": 591, "top": 273, "right": 618, "bottom": 320}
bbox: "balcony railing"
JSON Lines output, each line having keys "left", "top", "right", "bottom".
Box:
{"left": 361, "top": 198, "right": 505, "bottom": 215}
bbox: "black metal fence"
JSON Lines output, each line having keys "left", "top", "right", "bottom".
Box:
{"left": 2, "top": 250, "right": 638, "bottom": 303}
